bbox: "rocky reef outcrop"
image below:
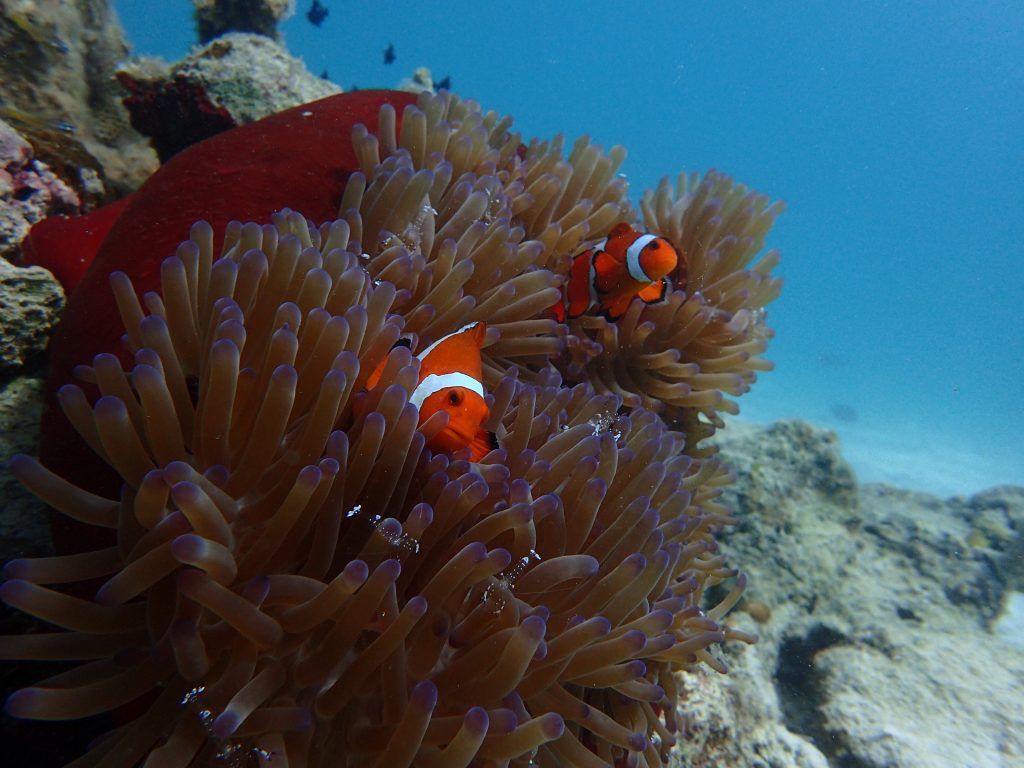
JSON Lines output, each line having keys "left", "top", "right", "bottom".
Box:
{"left": 671, "top": 420, "right": 1024, "bottom": 767}
{"left": 0, "top": 0, "right": 157, "bottom": 192}
{"left": 117, "top": 33, "right": 341, "bottom": 161}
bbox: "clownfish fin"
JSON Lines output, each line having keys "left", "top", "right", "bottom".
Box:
{"left": 365, "top": 336, "right": 414, "bottom": 390}
{"left": 469, "top": 321, "right": 487, "bottom": 347}
{"left": 419, "top": 322, "right": 486, "bottom": 361}
{"left": 592, "top": 248, "right": 623, "bottom": 294}
{"left": 599, "top": 293, "right": 632, "bottom": 321}
{"left": 548, "top": 298, "right": 566, "bottom": 323}
{"left": 607, "top": 221, "right": 635, "bottom": 240}
{"left": 365, "top": 360, "right": 385, "bottom": 391}
{"left": 637, "top": 278, "right": 669, "bottom": 304}
{"left": 469, "top": 428, "right": 499, "bottom": 461}
{"left": 605, "top": 222, "right": 642, "bottom": 260}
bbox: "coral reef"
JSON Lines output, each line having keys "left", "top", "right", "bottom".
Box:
{"left": 0, "top": 0, "right": 156, "bottom": 192}
{"left": 117, "top": 33, "right": 342, "bottom": 162}
{"left": 0, "top": 257, "right": 64, "bottom": 375}
{"left": 194, "top": 0, "right": 296, "bottom": 44}
{"left": 0, "top": 118, "right": 83, "bottom": 261}
{"left": 0, "top": 115, "right": 111, "bottom": 213}
{"left": 1, "top": 91, "right": 782, "bottom": 766}
{"left": 396, "top": 67, "right": 440, "bottom": 94}
{"left": 0, "top": 377, "right": 50, "bottom": 563}
{"left": 679, "top": 420, "right": 1024, "bottom": 767}
{"left": 0, "top": 117, "right": 68, "bottom": 377}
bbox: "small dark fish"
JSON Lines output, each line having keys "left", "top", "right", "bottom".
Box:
{"left": 319, "top": 68, "right": 330, "bottom": 80}
{"left": 306, "top": 0, "right": 329, "bottom": 26}
{"left": 817, "top": 352, "right": 847, "bottom": 370}
{"left": 829, "top": 403, "right": 858, "bottom": 423}
{"left": 436, "top": 75, "right": 451, "bottom": 91}
{"left": 384, "top": 43, "right": 396, "bottom": 65}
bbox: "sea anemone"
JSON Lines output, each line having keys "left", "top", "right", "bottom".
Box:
{"left": 337, "top": 93, "right": 635, "bottom": 377}
{"left": 1, "top": 91, "right": 772, "bottom": 766}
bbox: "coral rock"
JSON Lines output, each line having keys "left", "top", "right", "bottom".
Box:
{"left": 0, "top": 118, "right": 83, "bottom": 264}
{"left": 0, "top": 376, "right": 50, "bottom": 561}
{"left": 706, "top": 419, "right": 1024, "bottom": 768}
{"left": 0, "top": 257, "right": 64, "bottom": 375}
{"left": 0, "top": 0, "right": 156, "bottom": 192}
{"left": 117, "top": 33, "right": 341, "bottom": 161}
{"left": 193, "top": 0, "right": 296, "bottom": 43}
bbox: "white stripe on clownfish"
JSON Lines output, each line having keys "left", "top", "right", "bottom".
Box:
{"left": 410, "top": 372, "right": 485, "bottom": 410}
{"left": 625, "top": 234, "right": 659, "bottom": 283}
{"left": 587, "top": 252, "right": 599, "bottom": 306}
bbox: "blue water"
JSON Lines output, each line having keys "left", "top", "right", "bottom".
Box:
{"left": 116, "top": 1, "right": 1024, "bottom": 497}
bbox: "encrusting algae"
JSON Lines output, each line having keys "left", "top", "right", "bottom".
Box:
{"left": 1, "top": 90, "right": 781, "bottom": 767}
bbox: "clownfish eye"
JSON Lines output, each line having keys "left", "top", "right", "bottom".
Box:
{"left": 448, "top": 390, "right": 463, "bottom": 406}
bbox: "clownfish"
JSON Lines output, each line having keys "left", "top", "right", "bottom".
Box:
{"left": 367, "top": 322, "right": 498, "bottom": 461}
{"left": 550, "top": 222, "right": 679, "bottom": 322}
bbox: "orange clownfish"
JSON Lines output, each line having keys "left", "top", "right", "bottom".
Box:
{"left": 550, "top": 222, "right": 678, "bottom": 322}
{"left": 368, "top": 322, "right": 498, "bottom": 461}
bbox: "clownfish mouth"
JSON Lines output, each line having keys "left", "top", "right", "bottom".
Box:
{"left": 439, "top": 421, "right": 480, "bottom": 446}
